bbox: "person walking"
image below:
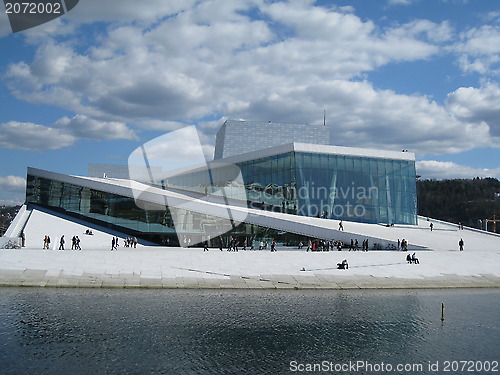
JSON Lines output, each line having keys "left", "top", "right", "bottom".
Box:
{"left": 459, "top": 238, "right": 464, "bottom": 251}
{"left": 59, "top": 235, "right": 65, "bottom": 250}
{"left": 430, "top": 223, "right": 434, "bottom": 231}
{"left": 339, "top": 220, "right": 344, "bottom": 231}
{"left": 270, "top": 240, "right": 277, "bottom": 252}
{"left": 111, "top": 237, "right": 115, "bottom": 251}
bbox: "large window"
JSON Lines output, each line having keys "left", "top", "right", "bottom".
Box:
{"left": 134, "top": 149, "right": 417, "bottom": 225}
{"left": 294, "top": 153, "right": 417, "bottom": 224}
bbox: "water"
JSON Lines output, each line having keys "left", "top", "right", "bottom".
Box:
{"left": 0, "top": 288, "right": 498, "bottom": 374}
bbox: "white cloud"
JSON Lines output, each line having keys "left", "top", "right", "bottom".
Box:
{"left": 446, "top": 83, "right": 500, "bottom": 139}
{"left": 134, "top": 120, "right": 188, "bottom": 132}
{"left": 0, "top": 121, "right": 76, "bottom": 150}
{"left": 0, "top": 176, "right": 26, "bottom": 206}
{"left": 4, "top": 0, "right": 444, "bottom": 123}
{"left": 239, "top": 79, "right": 492, "bottom": 154}
{"left": 0, "top": 175, "right": 26, "bottom": 191}
{"left": 54, "top": 115, "right": 138, "bottom": 140}
{"left": 484, "top": 11, "right": 500, "bottom": 23}
{"left": 1, "top": 0, "right": 498, "bottom": 157}
{"left": 0, "top": 115, "right": 137, "bottom": 151}
{"left": 417, "top": 160, "right": 500, "bottom": 179}
{"left": 386, "top": 20, "right": 453, "bottom": 43}
{"left": 451, "top": 25, "right": 500, "bottom": 75}
{"left": 128, "top": 126, "right": 210, "bottom": 179}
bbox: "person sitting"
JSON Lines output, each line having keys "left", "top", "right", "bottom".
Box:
{"left": 411, "top": 253, "right": 420, "bottom": 264}
{"left": 337, "top": 259, "right": 348, "bottom": 269}
{"left": 406, "top": 253, "right": 412, "bottom": 264}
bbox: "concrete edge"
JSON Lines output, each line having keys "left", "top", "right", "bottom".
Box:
{"left": 1, "top": 274, "right": 499, "bottom": 290}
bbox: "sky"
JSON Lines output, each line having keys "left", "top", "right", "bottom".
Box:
{"left": 0, "top": 0, "right": 499, "bottom": 205}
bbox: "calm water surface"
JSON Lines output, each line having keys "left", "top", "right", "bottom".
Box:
{"left": 0, "top": 288, "right": 498, "bottom": 374}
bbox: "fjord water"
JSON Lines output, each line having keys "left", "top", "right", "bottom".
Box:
{"left": 0, "top": 288, "right": 498, "bottom": 374}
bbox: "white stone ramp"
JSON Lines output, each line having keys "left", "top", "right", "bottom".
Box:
{"left": 21, "top": 207, "right": 150, "bottom": 250}
{"left": 18, "top": 168, "right": 500, "bottom": 252}
{"left": 0, "top": 248, "right": 499, "bottom": 289}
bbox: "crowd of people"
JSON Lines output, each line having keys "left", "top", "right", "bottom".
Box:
{"left": 40, "top": 230, "right": 138, "bottom": 251}
{"left": 111, "top": 236, "right": 138, "bottom": 250}
{"left": 303, "top": 238, "right": 371, "bottom": 252}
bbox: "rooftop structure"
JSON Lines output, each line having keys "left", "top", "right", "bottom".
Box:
{"left": 214, "top": 120, "right": 331, "bottom": 159}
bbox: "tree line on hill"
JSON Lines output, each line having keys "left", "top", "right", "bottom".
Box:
{"left": 417, "top": 177, "right": 500, "bottom": 232}
{"left": 0, "top": 205, "right": 21, "bottom": 236}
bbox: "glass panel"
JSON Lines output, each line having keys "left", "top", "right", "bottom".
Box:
{"left": 328, "top": 154, "right": 337, "bottom": 169}
{"left": 353, "top": 157, "right": 362, "bottom": 173}
{"left": 337, "top": 156, "right": 345, "bottom": 171}
{"left": 344, "top": 156, "right": 354, "bottom": 172}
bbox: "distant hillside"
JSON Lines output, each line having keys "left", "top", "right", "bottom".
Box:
{"left": 417, "top": 177, "right": 500, "bottom": 232}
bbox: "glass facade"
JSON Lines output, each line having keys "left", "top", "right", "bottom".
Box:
{"left": 26, "top": 174, "right": 176, "bottom": 237}
{"left": 25, "top": 173, "right": 306, "bottom": 247}
{"left": 165, "top": 151, "right": 417, "bottom": 225}
{"left": 294, "top": 152, "right": 417, "bottom": 225}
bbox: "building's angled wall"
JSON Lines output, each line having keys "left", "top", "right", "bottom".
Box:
{"left": 213, "top": 122, "right": 227, "bottom": 160}
{"left": 23, "top": 170, "right": 318, "bottom": 247}
{"left": 25, "top": 172, "right": 177, "bottom": 240}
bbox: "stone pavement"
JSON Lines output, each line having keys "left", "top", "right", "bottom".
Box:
{"left": 1, "top": 247, "right": 499, "bottom": 289}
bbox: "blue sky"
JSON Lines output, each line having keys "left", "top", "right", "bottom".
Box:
{"left": 0, "top": 0, "right": 499, "bottom": 205}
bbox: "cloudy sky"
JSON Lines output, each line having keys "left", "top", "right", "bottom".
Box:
{"left": 0, "top": 0, "right": 499, "bottom": 205}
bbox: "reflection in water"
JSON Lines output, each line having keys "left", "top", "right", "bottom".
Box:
{"left": 0, "top": 288, "right": 498, "bottom": 374}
